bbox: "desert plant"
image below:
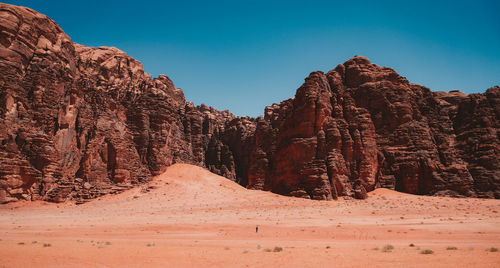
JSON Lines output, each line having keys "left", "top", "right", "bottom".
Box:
{"left": 446, "top": 246, "right": 457, "bottom": 250}
{"left": 420, "top": 249, "right": 434, "bottom": 254}
{"left": 409, "top": 243, "right": 415, "bottom": 247}
{"left": 382, "top": 244, "right": 394, "bottom": 252}
{"left": 273, "top": 246, "right": 283, "bottom": 252}
{"left": 488, "top": 247, "right": 498, "bottom": 252}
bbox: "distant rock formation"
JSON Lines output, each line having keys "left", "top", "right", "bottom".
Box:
{"left": 0, "top": 3, "right": 498, "bottom": 203}
{"left": 245, "top": 58, "right": 499, "bottom": 200}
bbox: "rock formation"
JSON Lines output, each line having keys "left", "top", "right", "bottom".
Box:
{"left": 0, "top": 3, "right": 498, "bottom": 203}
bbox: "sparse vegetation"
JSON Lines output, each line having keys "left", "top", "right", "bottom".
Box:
{"left": 409, "top": 243, "right": 415, "bottom": 247}
{"left": 273, "top": 246, "right": 283, "bottom": 252}
{"left": 420, "top": 249, "right": 434, "bottom": 254}
{"left": 146, "top": 243, "right": 155, "bottom": 247}
{"left": 382, "top": 244, "right": 394, "bottom": 252}
{"left": 263, "top": 248, "right": 272, "bottom": 252}
{"left": 43, "top": 243, "right": 51, "bottom": 247}
{"left": 487, "top": 247, "right": 498, "bottom": 252}
{"left": 446, "top": 246, "right": 457, "bottom": 250}
{"left": 17, "top": 242, "right": 25, "bottom": 245}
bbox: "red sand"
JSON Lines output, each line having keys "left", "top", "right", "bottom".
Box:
{"left": 1, "top": 164, "right": 499, "bottom": 267}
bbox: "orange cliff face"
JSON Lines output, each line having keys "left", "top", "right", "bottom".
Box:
{"left": 0, "top": 3, "right": 499, "bottom": 204}
{"left": 246, "top": 58, "right": 499, "bottom": 200}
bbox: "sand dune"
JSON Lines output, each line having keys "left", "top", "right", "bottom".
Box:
{"left": 1, "top": 164, "right": 499, "bottom": 267}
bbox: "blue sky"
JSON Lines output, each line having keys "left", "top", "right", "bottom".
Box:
{"left": 6, "top": 0, "right": 500, "bottom": 116}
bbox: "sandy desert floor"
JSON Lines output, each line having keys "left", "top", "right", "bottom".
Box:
{"left": 0, "top": 164, "right": 499, "bottom": 267}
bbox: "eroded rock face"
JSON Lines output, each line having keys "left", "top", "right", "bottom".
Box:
{"left": 0, "top": 3, "right": 212, "bottom": 203}
{"left": 0, "top": 3, "right": 498, "bottom": 203}
{"left": 245, "top": 58, "right": 499, "bottom": 200}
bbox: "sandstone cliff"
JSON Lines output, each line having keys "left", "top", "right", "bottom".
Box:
{"left": 0, "top": 3, "right": 498, "bottom": 203}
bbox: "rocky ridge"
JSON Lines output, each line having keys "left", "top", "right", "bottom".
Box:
{"left": 0, "top": 3, "right": 498, "bottom": 203}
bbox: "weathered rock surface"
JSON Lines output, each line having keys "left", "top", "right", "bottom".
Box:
{"left": 0, "top": 3, "right": 498, "bottom": 203}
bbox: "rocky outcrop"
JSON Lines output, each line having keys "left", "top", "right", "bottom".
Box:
{"left": 0, "top": 3, "right": 498, "bottom": 203}
{"left": 244, "top": 58, "right": 499, "bottom": 200}
{"left": 0, "top": 3, "right": 215, "bottom": 203}
{"left": 242, "top": 57, "right": 498, "bottom": 200}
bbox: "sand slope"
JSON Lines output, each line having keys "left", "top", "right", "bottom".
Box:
{"left": 1, "top": 164, "right": 499, "bottom": 267}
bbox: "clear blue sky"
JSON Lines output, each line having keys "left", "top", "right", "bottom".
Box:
{"left": 6, "top": 0, "right": 500, "bottom": 116}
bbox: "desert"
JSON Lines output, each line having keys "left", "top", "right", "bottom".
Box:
{"left": 1, "top": 164, "right": 499, "bottom": 267}
{"left": 0, "top": 2, "right": 499, "bottom": 267}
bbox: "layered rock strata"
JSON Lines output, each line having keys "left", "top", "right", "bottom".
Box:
{"left": 0, "top": 3, "right": 498, "bottom": 203}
